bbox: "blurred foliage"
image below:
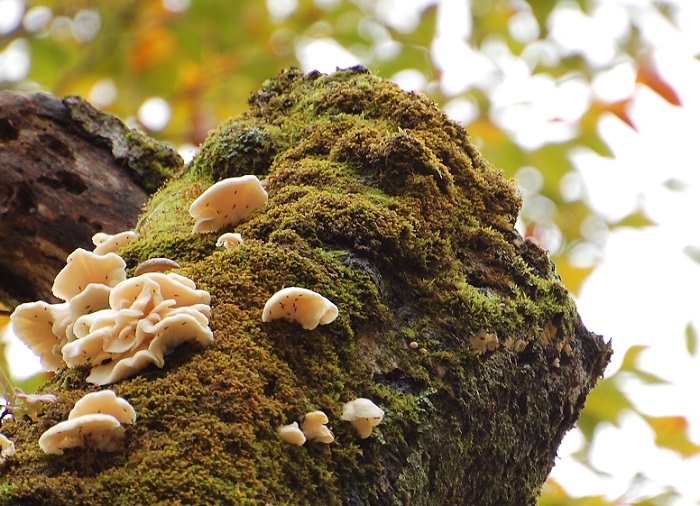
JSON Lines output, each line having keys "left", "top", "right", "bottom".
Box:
{"left": 0, "top": 0, "right": 688, "bottom": 502}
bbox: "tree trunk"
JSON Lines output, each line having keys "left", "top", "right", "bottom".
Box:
{"left": 0, "top": 68, "right": 611, "bottom": 505}
{"left": 0, "top": 91, "right": 182, "bottom": 307}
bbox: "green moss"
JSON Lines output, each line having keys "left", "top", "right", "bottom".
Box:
{"left": 0, "top": 67, "right": 609, "bottom": 505}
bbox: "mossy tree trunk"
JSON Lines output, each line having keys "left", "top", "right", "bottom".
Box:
{"left": 0, "top": 68, "right": 610, "bottom": 505}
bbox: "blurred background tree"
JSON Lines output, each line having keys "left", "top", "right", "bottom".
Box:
{"left": 0, "top": 0, "right": 695, "bottom": 503}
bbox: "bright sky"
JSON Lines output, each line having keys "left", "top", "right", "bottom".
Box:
{"left": 3, "top": 0, "right": 700, "bottom": 503}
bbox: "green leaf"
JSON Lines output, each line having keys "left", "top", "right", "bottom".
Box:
{"left": 685, "top": 322, "right": 698, "bottom": 357}
{"left": 609, "top": 209, "right": 657, "bottom": 230}
{"left": 619, "top": 345, "right": 668, "bottom": 385}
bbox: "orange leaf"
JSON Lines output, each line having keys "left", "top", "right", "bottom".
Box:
{"left": 636, "top": 57, "right": 681, "bottom": 106}
{"left": 591, "top": 99, "right": 636, "bottom": 130}
{"left": 644, "top": 415, "right": 700, "bottom": 457}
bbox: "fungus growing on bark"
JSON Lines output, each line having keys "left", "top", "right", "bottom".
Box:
{"left": 262, "top": 287, "right": 338, "bottom": 330}
{"left": 92, "top": 231, "right": 138, "bottom": 255}
{"left": 38, "top": 391, "right": 136, "bottom": 455}
{"left": 69, "top": 390, "right": 136, "bottom": 423}
{"left": 10, "top": 248, "right": 126, "bottom": 371}
{"left": 0, "top": 434, "right": 15, "bottom": 463}
{"left": 341, "top": 398, "right": 384, "bottom": 439}
{"left": 52, "top": 248, "right": 127, "bottom": 301}
{"left": 300, "top": 410, "right": 334, "bottom": 444}
{"left": 216, "top": 232, "right": 244, "bottom": 250}
{"left": 61, "top": 272, "right": 213, "bottom": 385}
{"left": 189, "top": 175, "right": 268, "bottom": 233}
{"left": 134, "top": 258, "right": 182, "bottom": 276}
{"left": 276, "top": 422, "right": 306, "bottom": 446}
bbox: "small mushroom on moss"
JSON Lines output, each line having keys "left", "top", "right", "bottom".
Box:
{"left": 300, "top": 411, "right": 334, "bottom": 444}
{"left": 134, "top": 258, "right": 181, "bottom": 276}
{"left": 38, "top": 391, "right": 136, "bottom": 455}
{"left": 276, "top": 422, "right": 306, "bottom": 446}
{"left": 216, "top": 232, "right": 244, "bottom": 251}
{"left": 92, "top": 231, "right": 138, "bottom": 255}
{"left": 0, "top": 434, "right": 15, "bottom": 463}
{"left": 69, "top": 390, "right": 136, "bottom": 424}
{"left": 189, "top": 175, "right": 268, "bottom": 234}
{"left": 262, "top": 287, "right": 338, "bottom": 330}
{"left": 341, "top": 398, "right": 384, "bottom": 439}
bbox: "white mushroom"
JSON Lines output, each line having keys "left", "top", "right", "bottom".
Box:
{"left": 92, "top": 231, "right": 138, "bottom": 255}
{"left": 61, "top": 272, "right": 213, "bottom": 385}
{"left": 189, "top": 175, "right": 268, "bottom": 234}
{"left": 216, "top": 233, "right": 244, "bottom": 251}
{"left": 11, "top": 301, "right": 68, "bottom": 371}
{"left": 0, "top": 434, "right": 15, "bottom": 463}
{"left": 39, "top": 414, "right": 125, "bottom": 455}
{"left": 276, "top": 422, "right": 306, "bottom": 446}
{"left": 341, "top": 398, "right": 384, "bottom": 439}
{"left": 300, "top": 410, "right": 334, "bottom": 444}
{"left": 68, "top": 390, "right": 136, "bottom": 424}
{"left": 262, "top": 287, "right": 338, "bottom": 330}
{"left": 38, "top": 391, "right": 136, "bottom": 455}
{"left": 52, "top": 248, "right": 126, "bottom": 301}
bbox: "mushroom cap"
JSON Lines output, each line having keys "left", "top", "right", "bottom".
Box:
{"left": 92, "top": 231, "right": 138, "bottom": 255}
{"left": 189, "top": 175, "right": 268, "bottom": 234}
{"left": 216, "top": 232, "right": 244, "bottom": 250}
{"left": 276, "top": 422, "right": 306, "bottom": 446}
{"left": 341, "top": 398, "right": 385, "bottom": 424}
{"left": 38, "top": 414, "right": 125, "bottom": 455}
{"left": 300, "top": 410, "right": 334, "bottom": 444}
{"left": 11, "top": 300, "right": 68, "bottom": 371}
{"left": 69, "top": 390, "right": 136, "bottom": 424}
{"left": 262, "top": 287, "right": 338, "bottom": 330}
{"left": 52, "top": 248, "right": 127, "bottom": 301}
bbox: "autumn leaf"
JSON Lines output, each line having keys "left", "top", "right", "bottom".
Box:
{"left": 643, "top": 415, "right": 700, "bottom": 458}
{"left": 636, "top": 56, "right": 682, "bottom": 106}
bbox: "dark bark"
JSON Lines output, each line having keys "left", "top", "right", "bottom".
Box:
{"left": 0, "top": 92, "right": 182, "bottom": 307}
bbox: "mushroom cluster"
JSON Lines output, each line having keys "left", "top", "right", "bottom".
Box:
{"left": 11, "top": 239, "right": 213, "bottom": 385}
{"left": 62, "top": 272, "right": 213, "bottom": 385}
{"left": 276, "top": 399, "right": 385, "bottom": 447}
{"left": 39, "top": 390, "right": 136, "bottom": 455}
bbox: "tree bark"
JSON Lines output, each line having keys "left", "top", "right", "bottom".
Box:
{"left": 0, "top": 68, "right": 611, "bottom": 505}
{"left": 0, "top": 91, "right": 182, "bottom": 307}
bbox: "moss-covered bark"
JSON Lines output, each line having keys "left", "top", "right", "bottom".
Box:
{"left": 0, "top": 67, "right": 610, "bottom": 505}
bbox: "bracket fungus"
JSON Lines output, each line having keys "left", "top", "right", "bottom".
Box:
{"left": 276, "top": 422, "right": 306, "bottom": 446}
{"left": 52, "top": 248, "right": 127, "bottom": 301}
{"left": 189, "top": 175, "right": 268, "bottom": 234}
{"left": 92, "top": 231, "right": 138, "bottom": 255}
{"left": 38, "top": 390, "right": 135, "bottom": 455}
{"left": 61, "top": 272, "right": 213, "bottom": 385}
{"left": 262, "top": 287, "right": 338, "bottom": 330}
{"left": 216, "top": 232, "right": 244, "bottom": 251}
{"left": 300, "top": 411, "right": 334, "bottom": 444}
{"left": 11, "top": 248, "right": 127, "bottom": 371}
{"left": 341, "top": 398, "right": 385, "bottom": 439}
